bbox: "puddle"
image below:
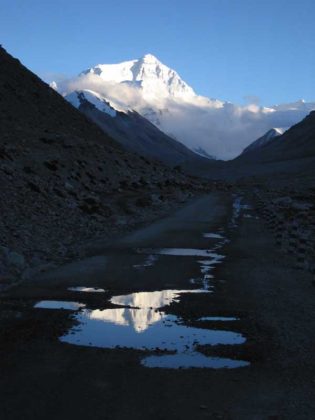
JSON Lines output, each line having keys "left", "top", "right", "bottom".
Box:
{"left": 230, "top": 196, "right": 253, "bottom": 228}
{"left": 198, "top": 258, "right": 222, "bottom": 275}
{"left": 231, "top": 196, "right": 242, "bottom": 227}
{"left": 200, "top": 264, "right": 214, "bottom": 275}
{"left": 60, "top": 309, "right": 245, "bottom": 349}
{"left": 68, "top": 287, "right": 106, "bottom": 293}
{"left": 134, "top": 248, "right": 225, "bottom": 292}
{"left": 142, "top": 353, "right": 249, "bottom": 369}
{"left": 198, "top": 316, "right": 239, "bottom": 321}
{"left": 138, "top": 248, "right": 224, "bottom": 259}
{"left": 133, "top": 254, "right": 158, "bottom": 270}
{"left": 35, "top": 231, "right": 248, "bottom": 369}
{"left": 135, "top": 248, "right": 224, "bottom": 291}
{"left": 203, "top": 233, "right": 224, "bottom": 239}
{"left": 198, "top": 259, "right": 220, "bottom": 266}
{"left": 57, "top": 289, "right": 247, "bottom": 369}
{"left": 34, "top": 301, "right": 85, "bottom": 310}
{"left": 197, "top": 257, "right": 222, "bottom": 289}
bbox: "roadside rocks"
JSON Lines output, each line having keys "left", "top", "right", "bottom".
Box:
{"left": 0, "top": 246, "right": 25, "bottom": 290}
{"left": 0, "top": 46, "right": 215, "bottom": 290}
{"left": 0, "top": 145, "right": 212, "bottom": 290}
{"left": 135, "top": 195, "right": 153, "bottom": 208}
{"left": 252, "top": 188, "right": 315, "bottom": 276}
{"left": 0, "top": 246, "right": 25, "bottom": 271}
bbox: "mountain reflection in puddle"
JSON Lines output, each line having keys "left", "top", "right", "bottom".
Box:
{"left": 59, "top": 289, "right": 248, "bottom": 369}
{"left": 110, "top": 289, "right": 208, "bottom": 310}
{"left": 39, "top": 237, "right": 249, "bottom": 368}
{"left": 60, "top": 308, "right": 245, "bottom": 350}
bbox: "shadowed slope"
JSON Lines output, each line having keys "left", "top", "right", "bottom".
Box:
{"left": 0, "top": 47, "right": 207, "bottom": 283}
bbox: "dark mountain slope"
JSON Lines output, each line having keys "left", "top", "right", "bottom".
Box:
{"left": 194, "top": 111, "right": 315, "bottom": 184}
{"left": 66, "top": 89, "right": 206, "bottom": 167}
{"left": 236, "top": 111, "right": 315, "bottom": 163}
{"left": 224, "top": 111, "right": 315, "bottom": 184}
{"left": 241, "top": 128, "right": 284, "bottom": 155}
{"left": 0, "top": 47, "right": 208, "bottom": 287}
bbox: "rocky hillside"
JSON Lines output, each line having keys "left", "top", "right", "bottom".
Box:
{"left": 0, "top": 47, "right": 209, "bottom": 289}
{"left": 236, "top": 111, "right": 315, "bottom": 163}
{"left": 241, "top": 128, "right": 285, "bottom": 155}
{"left": 199, "top": 111, "right": 315, "bottom": 184}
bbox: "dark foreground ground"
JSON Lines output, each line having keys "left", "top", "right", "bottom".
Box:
{"left": 0, "top": 192, "right": 314, "bottom": 420}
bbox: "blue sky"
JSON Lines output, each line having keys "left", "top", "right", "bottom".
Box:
{"left": 1, "top": 0, "right": 314, "bottom": 105}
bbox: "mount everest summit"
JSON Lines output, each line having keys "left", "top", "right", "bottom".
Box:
{"left": 80, "top": 54, "right": 196, "bottom": 101}
{"left": 52, "top": 54, "right": 315, "bottom": 160}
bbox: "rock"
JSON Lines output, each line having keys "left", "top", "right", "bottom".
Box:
{"left": 79, "top": 198, "right": 100, "bottom": 214}
{"left": 65, "top": 181, "right": 74, "bottom": 191}
{"left": 150, "top": 193, "right": 161, "bottom": 204}
{"left": 27, "top": 181, "right": 41, "bottom": 193}
{"left": 21, "top": 262, "right": 57, "bottom": 281}
{"left": 135, "top": 195, "right": 152, "bottom": 208}
{"left": 7, "top": 251, "right": 25, "bottom": 270}
{"left": 43, "top": 160, "right": 59, "bottom": 171}
{"left": 0, "top": 245, "right": 9, "bottom": 258}
{"left": 0, "top": 269, "right": 17, "bottom": 291}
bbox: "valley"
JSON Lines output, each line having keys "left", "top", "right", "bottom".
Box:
{"left": 0, "top": 22, "right": 315, "bottom": 420}
{"left": 54, "top": 54, "right": 315, "bottom": 160}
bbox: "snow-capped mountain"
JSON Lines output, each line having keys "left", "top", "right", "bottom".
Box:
{"left": 81, "top": 53, "right": 196, "bottom": 101}
{"left": 242, "top": 127, "right": 287, "bottom": 155}
{"left": 233, "top": 111, "right": 315, "bottom": 169}
{"left": 66, "top": 89, "right": 117, "bottom": 117}
{"left": 53, "top": 54, "right": 315, "bottom": 160}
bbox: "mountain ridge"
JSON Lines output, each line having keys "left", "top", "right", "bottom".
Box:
{"left": 53, "top": 54, "right": 315, "bottom": 160}
{"left": 65, "top": 88, "right": 207, "bottom": 167}
{"left": 241, "top": 128, "right": 287, "bottom": 155}
{"left": 80, "top": 53, "right": 196, "bottom": 101}
{"left": 0, "top": 46, "right": 208, "bottom": 285}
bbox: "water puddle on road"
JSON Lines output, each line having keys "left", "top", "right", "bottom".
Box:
{"left": 34, "top": 229, "right": 249, "bottom": 369}
{"left": 133, "top": 254, "right": 158, "bottom": 270}
{"left": 203, "top": 233, "right": 224, "bottom": 239}
{"left": 138, "top": 248, "right": 224, "bottom": 259}
{"left": 110, "top": 289, "right": 208, "bottom": 309}
{"left": 230, "top": 196, "right": 253, "bottom": 228}
{"left": 34, "top": 301, "right": 86, "bottom": 310}
{"left": 53, "top": 289, "right": 248, "bottom": 369}
{"left": 142, "top": 353, "right": 249, "bottom": 369}
{"left": 198, "top": 316, "right": 239, "bottom": 321}
{"left": 136, "top": 247, "right": 225, "bottom": 291}
{"left": 68, "top": 287, "right": 106, "bottom": 293}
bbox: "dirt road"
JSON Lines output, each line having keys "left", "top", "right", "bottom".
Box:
{"left": 1, "top": 192, "right": 314, "bottom": 419}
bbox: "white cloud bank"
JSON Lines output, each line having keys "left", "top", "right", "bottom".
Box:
{"left": 54, "top": 73, "right": 315, "bottom": 160}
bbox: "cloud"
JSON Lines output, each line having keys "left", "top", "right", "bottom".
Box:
{"left": 55, "top": 74, "right": 148, "bottom": 112}
{"left": 54, "top": 74, "right": 315, "bottom": 160}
